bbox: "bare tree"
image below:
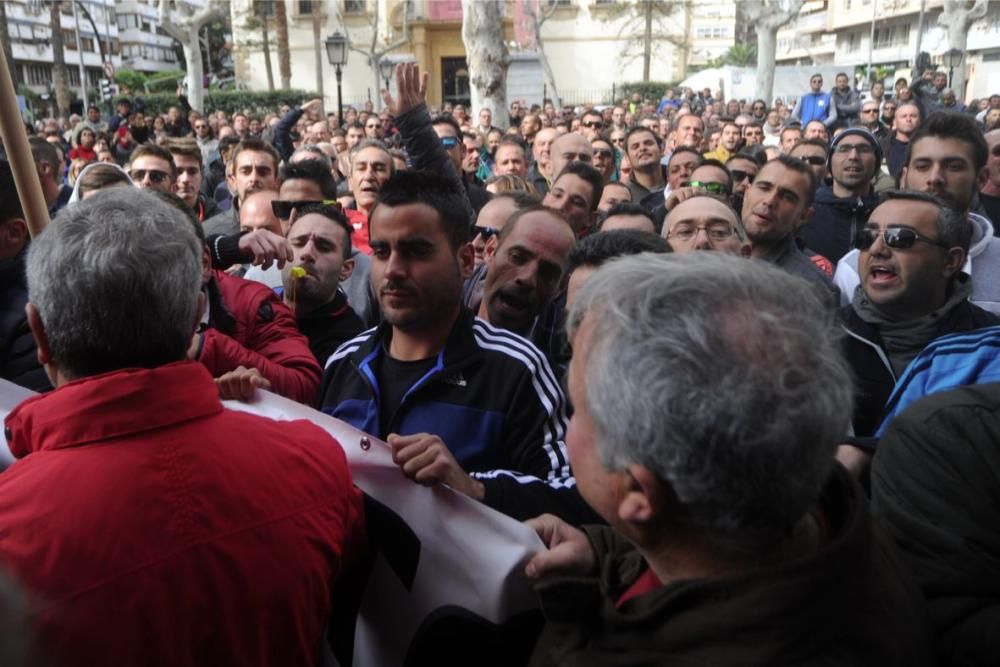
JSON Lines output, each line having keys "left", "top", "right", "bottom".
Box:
{"left": 598, "top": 0, "right": 693, "bottom": 83}
{"left": 158, "top": 0, "right": 223, "bottom": 112}
{"left": 743, "top": 0, "right": 806, "bottom": 103}
{"left": 49, "top": 1, "right": 70, "bottom": 118}
{"left": 521, "top": 0, "right": 560, "bottom": 108}
{"left": 462, "top": 0, "right": 510, "bottom": 127}
{"left": 939, "top": 0, "right": 988, "bottom": 100}
{"left": 274, "top": 0, "right": 290, "bottom": 89}
{"left": 342, "top": 1, "right": 410, "bottom": 111}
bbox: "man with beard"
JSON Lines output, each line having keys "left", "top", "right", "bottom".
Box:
{"left": 280, "top": 203, "right": 363, "bottom": 365}
{"left": 203, "top": 139, "right": 280, "bottom": 237}
{"left": 797, "top": 129, "right": 880, "bottom": 264}
{"left": 624, "top": 127, "right": 666, "bottom": 204}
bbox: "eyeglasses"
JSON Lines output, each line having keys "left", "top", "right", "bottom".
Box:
{"left": 610, "top": 137, "right": 625, "bottom": 144}
{"left": 728, "top": 169, "right": 755, "bottom": 183}
{"left": 833, "top": 143, "right": 875, "bottom": 155}
{"left": 856, "top": 226, "right": 950, "bottom": 251}
{"left": 440, "top": 136, "right": 460, "bottom": 149}
{"left": 861, "top": 108, "right": 879, "bottom": 114}
{"left": 473, "top": 225, "right": 499, "bottom": 239}
{"left": 582, "top": 121, "right": 603, "bottom": 129}
{"left": 130, "top": 169, "right": 170, "bottom": 184}
{"left": 689, "top": 180, "right": 730, "bottom": 195}
{"left": 798, "top": 155, "right": 826, "bottom": 166}
{"left": 593, "top": 148, "right": 614, "bottom": 158}
{"left": 271, "top": 198, "right": 341, "bottom": 220}
{"left": 668, "top": 223, "right": 736, "bottom": 242}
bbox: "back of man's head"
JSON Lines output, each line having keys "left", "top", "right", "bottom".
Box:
{"left": 566, "top": 252, "right": 852, "bottom": 556}
{"left": 26, "top": 189, "right": 202, "bottom": 380}
{"left": 279, "top": 159, "right": 338, "bottom": 199}
{"left": 567, "top": 229, "right": 669, "bottom": 273}
{"left": 372, "top": 170, "right": 471, "bottom": 250}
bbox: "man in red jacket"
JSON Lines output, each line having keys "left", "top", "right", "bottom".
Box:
{"left": 0, "top": 188, "right": 365, "bottom": 666}
{"left": 187, "top": 205, "right": 323, "bottom": 404}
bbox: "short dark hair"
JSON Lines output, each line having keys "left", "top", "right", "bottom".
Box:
{"left": 431, "top": 114, "right": 462, "bottom": 137}
{"left": 279, "top": 159, "right": 338, "bottom": 199}
{"left": 599, "top": 203, "right": 655, "bottom": 231}
{"left": 906, "top": 111, "right": 989, "bottom": 173}
{"left": 289, "top": 202, "right": 353, "bottom": 259}
{"left": 489, "top": 190, "right": 541, "bottom": 210}
{"left": 791, "top": 138, "right": 830, "bottom": 156}
{"left": 498, "top": 135, "right": 528, "bottom": 155}
{"left": 130, "top": 143, "right": 177, "bottom": 176}
{"left": 692, "top": 158, "right": 733, "bottom": 191}
{"left": 230, "top": 137, "right": 280, "bottom": 171}
{"left": 877, "top": 189, "right": 972, "bottom": 252}
{"left": 28, "top": 136, "right": 60, "bottom": 173}
{"left": 624, "top": 126, "right": 661, "bottom": 152}
{"left": 668, "top": 146, "right": 703, "bottom": 168}
{"left": 762, "top": 154, "right": 818, "bottom": 207}
{"left": 371, "top": 170, "right": 471, "bottom": 250}
{"left": 567, "top": 229, "right": 669, "bottom": 272}
{"left": 554, "top": 161, "right": 605, "bottom": 212}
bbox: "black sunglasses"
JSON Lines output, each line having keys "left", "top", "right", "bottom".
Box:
{"left": 582, "top": 121, "right": 603, "bottom": 129}
{"left": 856, "top": 226, "right": 950, "bottom": 251}
{"left": 798, "top": 155, "right": 826, "bottom": 166}
{"left": 473, "top": 225, "right": 499, "bottom": 239}
{"left": 728, "top": 169, "right": 755, "bottom": 183}
{"left": 131, "top": 168, "right": 170, "bottom": 184}
{"left": 271, "top": 198, "right": 340, "bottom": 220}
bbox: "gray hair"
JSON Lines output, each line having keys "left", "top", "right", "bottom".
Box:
{"left": 349, "top": 138, "right": 396, "bottom": 176}
{"left": 26, "top": 188, "right": 203, "bottom": 380}
{"left": 879, "top": 189, "right": 971, "bottom": 252}
{"left": 567, "top": 252, "right": 853, "bottom": 555}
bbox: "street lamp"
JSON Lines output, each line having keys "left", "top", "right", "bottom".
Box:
{"left": 379, "top": 57, "right": 394, "bottom": 95}
{"left": 325, "top": 31, "right": 348, "bottom": 128}
{"left": 943, "top": 48, "right": 963, "bottom": 89}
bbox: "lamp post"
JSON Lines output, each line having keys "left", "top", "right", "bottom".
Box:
{"left": 378, "top": 57, "right": 394, "bottom": 108}
{"left": 943, "top": 48, "right": 963, "bottom": 89}
{"left": 325, "top": 31, "right": 348, "bottom": 128}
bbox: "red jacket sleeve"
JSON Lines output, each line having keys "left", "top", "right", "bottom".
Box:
{"left": 199, "top": 273, "right": 322, "bottom": 404}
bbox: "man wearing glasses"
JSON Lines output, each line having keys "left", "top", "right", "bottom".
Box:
{"left": 837, "top": 191, "right": 998, "bottom": 474}
{"left": 663, "top": 193, "right": 748, "bottom": 255}
{"left": 129, "top": 144, "right": 176, "bottom": 195}
{"left": 791, "top": 73, "right": 837, "bottom": 129}
{"left": 798, "top": 128, "right": 881, "bottom": 264}
{"left": 579, "top": 110, "right": 604, "bottom": 142}
{"left": 857, "top": 100, "right": 888, "bottom": 140}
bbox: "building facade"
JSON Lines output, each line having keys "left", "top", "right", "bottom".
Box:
{"left": 230, "top": 0, "right": 737, "bottom": 110}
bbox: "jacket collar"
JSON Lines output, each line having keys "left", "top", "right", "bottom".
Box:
{"left": 4, "top": 362, "right": 222, "bottom": 459}
{"left": 348, "top": 308, "right": 480, "bottom": 371}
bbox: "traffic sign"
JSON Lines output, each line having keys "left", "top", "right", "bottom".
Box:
{"left": 103, "top": 61, "right": 115, "bottom": 80}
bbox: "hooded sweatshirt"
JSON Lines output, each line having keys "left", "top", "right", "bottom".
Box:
{"left": 834, "top": 213, "right": 1000, "bottom": 315}
{"left": 797, "top": 185, "right": 878, "bottom": 264}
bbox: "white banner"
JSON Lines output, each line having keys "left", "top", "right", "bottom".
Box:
{"left": 0, "top": 380, "right": 544, "bottom": 666}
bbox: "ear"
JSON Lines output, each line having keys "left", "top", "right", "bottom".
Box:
{"left": 617, "top": 465, "right": 666, "bottom": 526}
{"left": 977, "top": 165, "right": 989, "bottom": 192}
{"left": 25, "top": 303, "right": 57, "bottom": 386}
{"left": 942, "top": 246, "right": 966, "bottom": 278}
{"left": 898, "top": 165, "right": 908, "bottom": 188}
{"left": 798, "top": 205, "right": 814, "bottom": 228}
{"left": 457, "top": 241, "right": 475, "bottom": 280}
{"left": 483, "top": 234, "right": 500, "bottom": 264}
{"left": 340, "top": 256, "right": 355, "bottom": 282}
{"left": 1, "top": 218, "right": 27, "bottom": 249}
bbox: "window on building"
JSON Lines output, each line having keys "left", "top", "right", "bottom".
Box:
{"left": 141, "top": 20, "right": 151, "bottom": 32}
{"left": 873, "top": 24, "right": 910, "bottom": 48}
{"left": 68, "top": 68, "right": 79, "bottom": 86}
{"left": 24, "top": 64, "right": 50, "bottom": 86}
{"left": 255, "top": 0, "right": 276, "bottom": 16}
{"left": 847, "top": 33, "right": 860, "bottom": 53}
{"left": 80, "top": 36, "right": 94, "bottom": 52}
{"left": 111, "top": 38, "right": 120, "bottom": 55}
{"left": 63, "top": 29, "right": 77, "bottom": 49}
{"left": 298, "top": 0, "right": 315, "bottom": 13}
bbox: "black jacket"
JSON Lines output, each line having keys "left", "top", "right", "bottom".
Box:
{"left": 0, "top": 246, "right": 51, "bottom": 392}
{"left": 798, "top": 186, "right": 878, "bottom": 264}
{"left": 873, "top": 382, "right": 1000, "bottom": 667}
{"left": 319, "top": 309, "right": 596, "bottom": 524}
{"left": 840, "top": 298, "right": 999, "bottom": 439}
{"left": 294, "top": 289, "right": 364, "bottom": 366}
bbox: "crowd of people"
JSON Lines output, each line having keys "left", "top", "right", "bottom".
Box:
{"left": 1, "top": 60, "right": 999, "bottom": 665}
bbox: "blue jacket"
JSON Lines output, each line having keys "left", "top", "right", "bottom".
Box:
{"left": 319, "top": 309, "right": 595, "bottom": 523}
{"left": 877, "top": 326, "right": 1000, "bottom": 437}
{"left": 794, "top": 92, "right": 837, "bottom": 127}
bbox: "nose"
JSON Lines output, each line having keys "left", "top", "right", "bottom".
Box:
{"left": 382, "top": 250, "right": 406, "bottom": 281}
{"left": 300, "top": 236, "right": 317, "bottom": 263}
{"left": 693, "top": 227, "right": 712, "bottom": 250}
{"left": 868, "top": 229, "right": 891, "bottom": 256}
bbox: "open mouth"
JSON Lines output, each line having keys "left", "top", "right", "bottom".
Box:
{"left": 869, "top": 266, "right": 898, "bottom": 284}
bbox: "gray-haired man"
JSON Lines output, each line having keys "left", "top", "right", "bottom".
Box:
{"left": 524, "top": 252, "right": 931, "bottom": 665}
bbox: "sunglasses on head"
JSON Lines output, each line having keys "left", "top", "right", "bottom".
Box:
{"left": 728, "top": 169, "right": 755, "bottom": 183}
{"left": 689, "top": 180, "right": 730, "bottom": 195}
{"left": 271, "top": 198, "right": 341, "bottom": 220}
{"left": 856, "top": 226, "right": 949, "bottom": 251}
{"left": 131, "top": 169, "right": 170, "bottom": 184}
{"left": 473, "top": 225, "right": 499, "bottom": 239}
